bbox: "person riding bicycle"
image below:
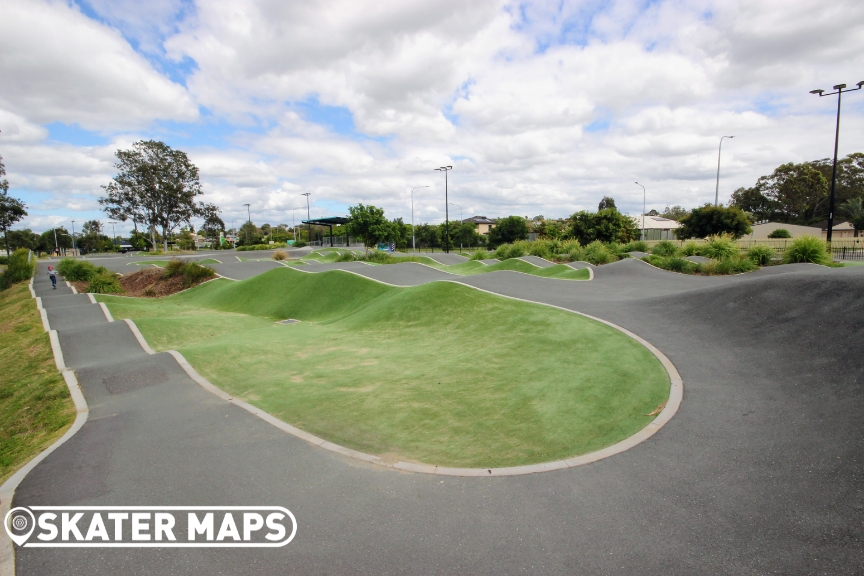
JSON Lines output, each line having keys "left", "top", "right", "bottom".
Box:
{"left": 47, "top": 265, "right": 57, "bottom": 289}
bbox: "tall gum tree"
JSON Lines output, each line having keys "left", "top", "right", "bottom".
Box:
{"left": 100, "top": 140, "right": 219, "bottom": 252}
{"left": 0, "top": 154, "right": 27, "bottom": 257}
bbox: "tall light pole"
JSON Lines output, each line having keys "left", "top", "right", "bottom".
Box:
{"left": 634, "top": 182, "right": 646, "bottom": 241}
{"left": 449, "top": 202, "right": 463, "bottom": 252}
{"left": 70, "top": 220, "right": 77, "bottom": 256}
{"left": 714, "top": 136, "right": 734, "bottom": 206}
{"left": 242, "top": 203, "right": 251, "bottom": 245}
{"left": 810, "top": 81, "right": 863, "bottom": 242}
{"left": 434, "top": 166, "right": 453, "bottom": 252}
{"left": 52, "top": 228, "right": 58, "bottom": 255}
{"left": 108, "top": 221, "right": 118, "bottom": 251}
{"left": 230, "top": 218, "right": 238, "bottom": 248}
{"left": 411, "top": 186, "right": 430, "bottom": 254}
{"left": 301, "top": 193, "right": 311, "bottom": 244}
{"left": 288, "top": 207, "right": 304, "bottom": 243}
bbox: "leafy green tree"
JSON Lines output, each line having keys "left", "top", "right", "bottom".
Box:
{"left": 730, "top": 185, "right": 773, "bottom": 221}
{"left": 449, "top": 221, "right": 484, "bottom": 250}
{"left": 598, "top": 196, "right": 616, "bottom": 211}
{"left": 236, "top": 221, "right": 263, "bottom": 246}
{"left": 201, "top": 213, "right": 226, "bottom": 246}
{"left": 6, "top": 229, "right": 40, "bottom": 251}
{"left": 100, "top": 140, "right": 218, "bottom": 251}
{"left": 660, "top": 205, "right": 690, "bottom": 221}
{"left": 487, "top": 216, "right": 529, "bottom": 247}
{"left": 810, "top": 153, "right": 864, "bottom": 214}
{"left": 175, "top": 227, "right": 197, "bottom": 250}
{"left": 390, "top": 218, "right": 412, "bottom": 249}
{"left": 345, "top": 204, "right": 392, "bottom": 252}
{"left": 413, "top": 223, "right": 440, "bottom": 248}
{"left": 676, "top": 204, "right": 752, "bottom": 240}
{"left": 39, "top": 227, "right": 72, "bottom": 254}
{"left": 841, "top": 197, "right": 864, "bottom": 237}
{"left": 0, "top": 155, "right": 27, "bottom": 257}
{"left": 755, "top": 162, "right": 827, "bottom": 223}
{"left": 569, "top": 209, "right": 638, "bottom": 244}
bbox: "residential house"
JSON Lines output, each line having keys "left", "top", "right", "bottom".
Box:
{"left": 463, "top": 216, "right": 496, "bottom": 235}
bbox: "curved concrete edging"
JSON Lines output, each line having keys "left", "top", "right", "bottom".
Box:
{"left": 116, "top": 270, "right": 683, "bottom": 477}
{"left": 1, "top": 282, "right": 91, "bottom": 576}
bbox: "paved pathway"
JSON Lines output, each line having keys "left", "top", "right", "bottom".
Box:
{"left": 11, "top": 260, "right": 864, "bottom": 574}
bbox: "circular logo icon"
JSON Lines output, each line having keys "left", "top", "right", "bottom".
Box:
{"left": 4, "top": 507, "right": 36, "bottom": 546}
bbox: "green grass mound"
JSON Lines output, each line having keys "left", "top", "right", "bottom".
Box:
{"left": 441, "top": 258, "right": 589, "bottom": 280}
{"left": 99, "top": 267, "right": 669, "bottom": 468}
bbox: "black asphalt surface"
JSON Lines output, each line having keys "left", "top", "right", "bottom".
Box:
{"left": 13, "top": 259, "right": 864, "bottom": 575}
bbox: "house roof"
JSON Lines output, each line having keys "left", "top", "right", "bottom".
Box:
{"left": 464, "top": 216, "right": 495, "bottom": 224}
{"left": 815, "top": 220, "right": 853, "bottom": 231}
{"left": 629, "top": 216, "right": 682, "bottom": 230}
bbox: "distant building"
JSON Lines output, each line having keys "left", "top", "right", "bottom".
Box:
{"left": 816, "top": 220, "right": 858, "bottom": 239}
{"left": 630, "top": 215, "right": 681, "bottom": 240}
{"left": 749, "top": 222, "right": 822, "bottom": 239}
{"left": 463, "top": 216, "right": 496, "bottom": 235}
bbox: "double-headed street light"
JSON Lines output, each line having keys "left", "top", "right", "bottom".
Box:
{"left": 715, "top": 136, "right": 734, "bottom": 206}
{"left": 434, "top": 166, "right": 453, "bottom": 253}
{"left": 810, "top": 81, "right": 864, "bottom": 242}
{"left": 411, "top": 186, "right": 430, "bottom": 254}
{"left": 634, "top": 182, "right": 646, "bottom": 241}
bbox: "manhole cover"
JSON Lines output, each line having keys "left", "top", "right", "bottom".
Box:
{"left": 277, "top": 319, "right": 301, "bottom": 325}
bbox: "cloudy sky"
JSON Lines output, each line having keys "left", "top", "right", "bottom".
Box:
{"left": 2, "top": 0, "right": 863, "bottom": 234}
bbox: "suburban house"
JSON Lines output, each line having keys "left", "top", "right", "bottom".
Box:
{"left": 748, "top": 222, "right": 822, "bottom": 239}
{"left": 818, "top": 220, "right": 858, "bottom": 239}
{"left": 464, "top": 216, "right": 496, "bottom": 235}
{"left": 629, "top": 215, "right": 681, "bottom": 240}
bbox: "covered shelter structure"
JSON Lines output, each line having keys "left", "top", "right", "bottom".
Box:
{"left": 301, "top": 216, "right": 350, "bottom": 247}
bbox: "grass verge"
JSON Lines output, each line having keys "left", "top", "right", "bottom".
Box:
{"left": 0, "top": 284, "right": 75, "bottom": 484}
{"left": 99, "top": 268, "right": 667, "bottom": 468}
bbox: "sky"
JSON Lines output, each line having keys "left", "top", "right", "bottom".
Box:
{"left": 1, "top": 0, "right": 863, "bottom": 236}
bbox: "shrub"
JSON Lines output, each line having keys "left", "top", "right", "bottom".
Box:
{"left": 162, "top": 258, "right": 185, "bottom": 278}
{"left": 470, "top": 249, "right": 490, "bottom": 261}
{"left": 782, "top": 235, "right": 831, "bottom": 265}
{"left": 676, "top": 204, "right": 752, "bottom": 239}
{"left": 582, "top": 241, "right": 615, "bottom": 265}
{"left": 87, "top": 271, "right": 123, "bottom": 294}
{"left": 0, "top": 256, "right": 8, "bottom": 265}
{"left": 0, "top": 248, "right": 35, "bottom": 288}
{"left": 644, "top": 255, "right": 699, "bottom": 274}
{"left": 527, "top": 242, "right": 552, "bottom": 260}
{"left": 702, "top": 234, "right": 739, "bottom": 260}
{"left": 57, "top": 258, "right": 98, "bottom": 281}
{"left": 273, "top": 250, "right": 287, "bottom": 261}
{"left": 746, "top": 245, "right": 775, "bottom": 266}
{"left": 767, "top": 228, "right": 791, "bottom": 239}
{"left": 705, "top": 257, "right": 758, "bottom": 275}
{"left": 622, "top": 240, "right": 648, "bottom": 253}
{"left": 181, "top": 262, "right": 216, "bottom": 287}
{"left": 293, "top": 241, "right": 307, "bottom": 248}
{"left": 651, "top": 240, "right": 679, "bottom": 257}
{"left": 681, "top": 241, "right": 703, "bottom": 256}
{"left": 335, "top": 252, "right": 358, "bottom": 262}
{"left": 236, "top": 243, "right": 288, "bottom": 252}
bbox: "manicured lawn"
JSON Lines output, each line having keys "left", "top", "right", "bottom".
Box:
{"left": 0, "top": 283, "right": 75, "bottom": 483}
{"left": 439, "top": 258, "right": 590, "bottom": 280}
{"left": 99, "top": 268, "right": 668, "bottom": 468}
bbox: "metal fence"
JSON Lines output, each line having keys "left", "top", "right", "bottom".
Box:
{"left": 642, "top": 238, "right": 864, "bottom": 261}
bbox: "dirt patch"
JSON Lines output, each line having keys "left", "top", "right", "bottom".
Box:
{"left": 117, "top": 268, "right": 209, "bottom": 297}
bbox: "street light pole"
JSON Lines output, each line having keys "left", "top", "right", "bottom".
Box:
{"left": 108, "top": 221, "right": 118, "bottom": 251}
{"left": 810, "top": 81, "right": 863, "bottom": 242}
{"left": 449, "top": 203, "right": 462, "bottom": 251}
{"left": 243, "top": 203, "right": 251, "bottom": 246}
{"left": 714, "top": 136, "right": 734, "bottom": 206}
{"left": 70, "top": 220, "right": 77, "bottom": 257}
{"left": 301, "top": 193, "right": 311, "bottom": 245}
{"left": 411, "top": 186, "right": 430, "bottom": 254}
{"left": 434, "top": 166, "right": 453, "bottom": 252}
{"left": 634, "top": 182, "right": 646, "bottom": 241}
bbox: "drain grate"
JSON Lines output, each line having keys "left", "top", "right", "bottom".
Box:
{"left": 277, "top": 319, "right": 301, "bottom": 325}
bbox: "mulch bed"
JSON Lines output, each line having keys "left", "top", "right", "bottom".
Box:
{"left": 70, "top": 268, "right": 213, "bottom": 297}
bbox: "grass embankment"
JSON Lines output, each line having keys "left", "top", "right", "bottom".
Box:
{"left": 0, "top": 284, "right": 75, "bottom": 484}
{"left": 99, "top": 268, "right": 667, "bottom": 468}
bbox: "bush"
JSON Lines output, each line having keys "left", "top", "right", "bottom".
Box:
{"left": 162, "top": 258, "right": 185, "bottom": 278}
{"left": 87, "top": 271, "right": 123, "bottom": 294}
{"left": 768, "top": 228, "right": 791, "bottom": 239}
{"left": 681, "top": 241, "right": 703, "bottom": 256}
{"left": 622, "top": 240, "right": 648, "bottom": 253}
{"left": 676, "top": 204, "right": 752, "bottom": 239}
{"left": 0, "top": 248, "right": 35, "bottom": 289}
{"left": 703, "top": 257, "right": 758, "bottom": 275}
{"left": 644, "top": 255, "right": 699, "bottom": 274}
{"left": 651, "top": 240, "right": 679, "bottom": 257}
{"left": 470, "top": 249, "right": 491, "bottom": 261}
{"left": 582, "top": 241, "right": 615, "bottom": 265}
{"left": 236, "top": 243, "right": 288, "bottom": 252}
{"left": 782, "top": 235, "right": 831, "bottom": 265}
{"left": 56, "top": 258, "right": 98, "bottom": 281}
{"left": 335, "top": 252, "right": 358, "bottom": 262}
{"left": 293, "top": 241, "right": 307, "bottom": 248}
{"left": 182, "top": 262, "right": 216, "bottom": 287}
{"left": 702, "top": 235, "right": 739, "bottom": 260}
{"left": 746, "top": 245, "right": 775, "bottom": 266}
{"left": 527, "top": 242, "right": 552, "bottom": 260}
{"left": 273, "top": 250, "right": 287, "bottom": 261}
{"left": 0, "top": 256, "right": 8, "bottom": 266}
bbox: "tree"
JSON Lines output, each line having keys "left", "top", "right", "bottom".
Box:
{"left": 675, "top": 204, "right": 752, "bottom": 240}
{"left": 390, "top": 218, "right": 412, "bottom": 249}
{"left": 569, "top": 209, "right": 638, "bottom": 244}
{"left": 598, "top": 196, "right": 616, "bottom": 211}
{"left": 730, "top": 186, "right": 773, "bottom": 221}
{"left": 841, "top": 197, "right": 864, "bottom": 237}
{"left": 39, "top": 227, "right": 72, "bottom": 254}
{"left": 100, "top": 140, "right": 217, "bottom": 251}
{"left": 236, "top": 221, "right": 263, "bottom": 246}
{"left": 0, "top": 155, "right": 27, "bottom": 257}
{"left": 414, "top": 223, "right": 440, "bottom": 248}
{"left": 487, "top": 216, "right": 529, "bottom": 247}
{"left": 201, "top": 213, "right": 226, "bottom": 246}
{"left": 6, "top": 229, "right": 40, "bottom": 251}
{"left": 646, "top": 209, "right": 659, "bottom": 216}
{"left": 661, "top": 205, "right": 690, "bottom": 221}
{"left": 448, "top": 221, "right": 484, "bottom": 250}
{"left": 345, "top": 204, "right": 392, "bottom": 252}
{"left": 754, "top": 162, "right": 827, "bottom": 223}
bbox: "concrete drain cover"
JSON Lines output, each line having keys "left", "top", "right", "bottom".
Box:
{"left": 277, "top": 319, "right": 301, "bottom": 325}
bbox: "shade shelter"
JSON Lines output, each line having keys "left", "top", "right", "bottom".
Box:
{"left": 302, "top": 216, "right": 350, "bottom": 247}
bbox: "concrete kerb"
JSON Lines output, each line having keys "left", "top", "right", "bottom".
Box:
{"left": 48, "top": 331, "right": 66, "bottom": 371}
{"left": 114, "top": 270, "right": 683, "bottom": 477}
{"left": 98, "top": 302, "right": 114, "bottom": 322}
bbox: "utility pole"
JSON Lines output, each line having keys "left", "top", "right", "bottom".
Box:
{"left": 243, "top": 203, "right": 251, "bottom": 245}
{"left": 635, "top": 182, "right": 646, "bottom": 241}
{"left": 301, "top": 193, "right": 311, "bottom": 244}
{"left": 434, "top": 166, "right": 453, "bottom": 252}
{"left": 810, "top": 81, "right": 863, "bottom": 242}
{"left": 70, "top": 220, "right": 77, "bottom": 257}
{"left": 714, "top": 136, "right": 734, "bottom": 206}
